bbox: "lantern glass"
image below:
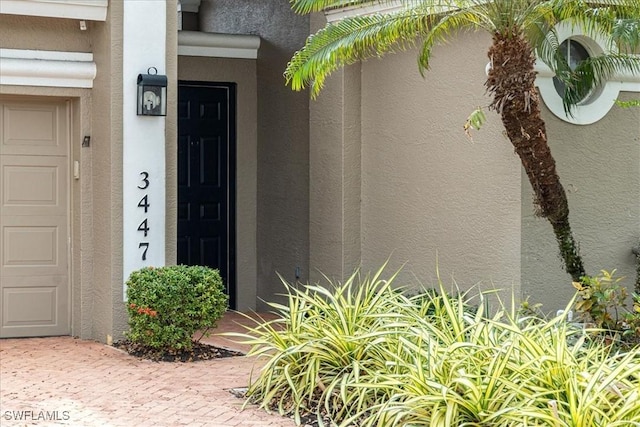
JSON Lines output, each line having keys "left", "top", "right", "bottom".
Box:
{"left": 137, "top": 72, "right": 167, "bottom": 116}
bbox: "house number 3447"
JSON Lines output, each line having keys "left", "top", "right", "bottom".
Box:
{"left": 137, "top": 171, "right": 150, "bottom": 261}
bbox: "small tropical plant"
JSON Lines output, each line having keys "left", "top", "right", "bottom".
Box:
{"left": 125, "top": 265, "right": 228, "bottom": 351}
{"left": 235, "top": 267, "right": 640, "bottom": 426}
{"left": 574, "top": 269, "right": 640, "bottom": 348}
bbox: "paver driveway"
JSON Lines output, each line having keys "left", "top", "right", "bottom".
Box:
{"left": 0, "top": 313, "right": 296, "bottom": 427}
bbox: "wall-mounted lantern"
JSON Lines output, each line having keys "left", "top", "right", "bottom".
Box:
{"left": 137, "top": 67, "right": 167, "bottom": 116}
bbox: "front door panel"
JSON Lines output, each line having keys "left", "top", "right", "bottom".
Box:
{"left": 178, "top": 83, "right": 236, "bottom": 308}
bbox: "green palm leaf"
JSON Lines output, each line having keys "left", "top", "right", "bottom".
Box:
{"left": 286, "top": 9, "right": 438, "bottom": 97}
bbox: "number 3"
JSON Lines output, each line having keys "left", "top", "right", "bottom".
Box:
{"left": 137, "top": 171, "right": 149, "bottom": 189}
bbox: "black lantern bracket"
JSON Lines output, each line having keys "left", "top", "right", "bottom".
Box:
{"left": 137, "top": 67, "right": 167, "bottom": 116}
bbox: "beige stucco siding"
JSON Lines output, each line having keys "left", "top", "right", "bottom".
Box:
{"left": 90, "top": 2, "right": 121, "bottom": 342}
{"left": 523, "top": 92, "right": 640, "bottom": 312}
{"left": 308, "top": 13, "right": 362, "bottom": 284}
{"left": 0, "top": 14, "right": 91, "bottom": 52}
{"left": 166, "top": 3, "right": 179, "bottom": 270}
{"left": 358, "top": 31, "right": 522, "bottom": 295}
{"left": 311, "top": 23, "right": 638, "bottom": 313}
{"left": 178, "top": 55, "right": 258, "bottom": 311}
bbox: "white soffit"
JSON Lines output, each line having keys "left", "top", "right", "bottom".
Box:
{"left": 0, "top": 0, "right": 108, "bottom": 21}
{"left": 325, "top": 1, "right": 404, "bottom": 22}
{"left": 178, "top": 31, "right": 261, "bottom": 59}
{"left": 0, "top": 49, "right": 96, "bottom": 88}
{"left": 323, "top": 1, "right": 627, "bottom": 22}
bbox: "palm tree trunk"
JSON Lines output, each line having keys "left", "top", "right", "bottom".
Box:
{"left": 486, "top": 30, "right": 586, "bottom": 282}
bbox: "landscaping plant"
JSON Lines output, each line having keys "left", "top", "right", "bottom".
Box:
{"left": 125, "top": 265, "right": 228, "bottom": 351}
{"left": 574, "top": 269, "right": 640, "bottom": 349}
{"left": 284, "top": 0, "right": 640, "bottom": 296}
{"left": 236, "top": 268, "right": 640, "bottom": 426}
{"left": 233, "top": 266, "right": 407, "bottom": 424}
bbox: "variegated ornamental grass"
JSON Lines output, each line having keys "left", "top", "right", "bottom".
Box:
{"left": 231, "top": 267, "right": 640, "bottom": 426}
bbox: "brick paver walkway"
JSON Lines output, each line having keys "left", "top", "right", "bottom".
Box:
{"left": 0, "top": 313, "right": 296, "bottom": 427}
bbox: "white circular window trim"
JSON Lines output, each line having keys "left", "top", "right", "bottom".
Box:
{"left": 536, "top": 21, "right": 620, "bottom": 125}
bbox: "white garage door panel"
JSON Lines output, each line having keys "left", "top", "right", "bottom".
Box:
{"left": 2, "top": 221, "right": 66, "bottom": 275}
{"left": 3, "top": 286, "right": 59, "bottom": 325}
{"left": 0, "top": 98, "right": 70, "bottom": 338}
{"left": 1, "top": 155, "right": 67, "bottom": 216}
{"left": 1, "top": 103, "right": 67, "bottom": 156}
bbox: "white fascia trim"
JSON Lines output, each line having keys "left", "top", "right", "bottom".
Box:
{"left": 0, "top": 49, "right": 96, "bottom": 88}
{"left": 0, "top": 0, "right": 108, "bottom": 21}
{"left": 325, "top": 0, "right": 479, "bottom": 22}
{"left": 325, "top": 1, "right": 404, "bottom": 22}
{"left": 325, "top": 0, "right": 619, "bottom": 22}
{"left": 178, "top": 31, "right": 261, "bottom": 59}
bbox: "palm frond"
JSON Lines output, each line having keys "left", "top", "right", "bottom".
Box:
{"left": 612, "top": 18, "right": 640, "bottom": 52}
{"left": 561, "top": 53, "right": 640, "bottom": 112}
{"left": 551, "top": 0, "right": 640, "bottom": 47}
{"left": 285, "top": 10, "right": 436, "bottom": 97}
{"left": 417, "top": 9, "right": 483, "bottom": 74}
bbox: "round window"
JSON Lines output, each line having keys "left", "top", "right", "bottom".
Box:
{"left": 535, "top": 21, "right": 630, "bottom": 125}
{"left": 552, "top": 39, "right": 591, "bottom": 99}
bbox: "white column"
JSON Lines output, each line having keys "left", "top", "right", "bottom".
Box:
{"left": 122, "top": 1, "right": 167, "bottom": 296}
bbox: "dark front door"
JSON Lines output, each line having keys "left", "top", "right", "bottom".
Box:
{"left": 178, "top": 82, "right": 236, "bottom": 309}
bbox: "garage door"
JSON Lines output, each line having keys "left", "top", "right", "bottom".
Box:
{"left": 0, "top": 98, "right": 70, "bottom": 338}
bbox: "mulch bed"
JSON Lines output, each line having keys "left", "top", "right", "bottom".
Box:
{"left": 113, "top": 340, "right": 243, "bottom": 362}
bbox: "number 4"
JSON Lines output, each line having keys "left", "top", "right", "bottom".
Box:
{"left": 138, "top": 195, "right": 149, "bottom": 213}
{"left": 137, "top": 219, "right": 149, "bottom": 237}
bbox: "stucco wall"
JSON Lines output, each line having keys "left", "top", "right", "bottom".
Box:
{"left": 308, "top": 14, "right": 362, "bottom": 284}
{"left": 90, "top": 1, "right": 122, "bottom": 342}
{"left": 177, "top": 55, "right": 258, "bottom": 311}
{"left": 522, "top": 92, "right": 640, "bottom": 313}
{"left": 166, "top": 3, "right": 179, "bottom": 270}
{"left": 358, "top": 31, "right": 523, "bottom": 296}
{"left": 199, "top": 0, "right": 310, "bottom": 309}
{"left": 0, "top": 14, "right": 91, "bottom": 52}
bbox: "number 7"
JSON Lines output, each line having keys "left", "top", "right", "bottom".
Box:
{"left": 139, "top": 242, "right": 149, "bottom": 261}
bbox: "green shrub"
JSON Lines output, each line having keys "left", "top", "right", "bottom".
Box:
{"left": 233, "top": 266, "right": 640, "bottom": 426}
{"left": 125, "top": 265, "right": 228, "bottom": 351}
{"left": 574, "top": 270, "right": 640, "bottom": 349}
